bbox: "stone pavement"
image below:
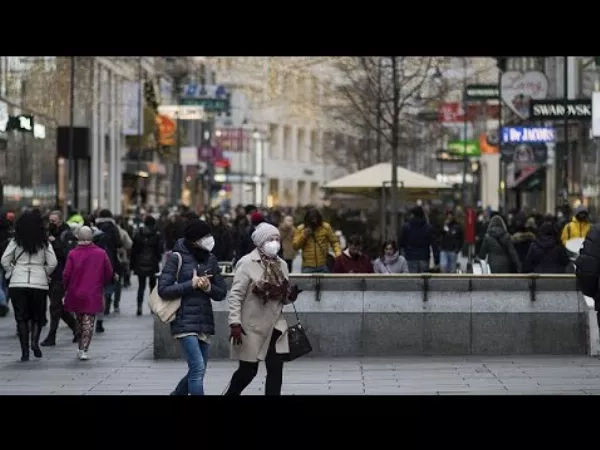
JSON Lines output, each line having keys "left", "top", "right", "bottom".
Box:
{"left": 1, "top": 279, "right": 600, "bottom": 395}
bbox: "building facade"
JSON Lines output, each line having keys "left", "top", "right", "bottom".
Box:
{"left": 211, "top": 57, "right": 348, "bottom": 208}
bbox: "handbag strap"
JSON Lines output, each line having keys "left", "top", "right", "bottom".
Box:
{"left": 173, "top": 252, "right": 182, "bottom": 283}
{"left": 290, "top": 300, "right": 301, "bottom": 322}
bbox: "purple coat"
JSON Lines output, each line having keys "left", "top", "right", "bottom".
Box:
{"left": 63, "top": 244, "right": 113, "bottom": 314}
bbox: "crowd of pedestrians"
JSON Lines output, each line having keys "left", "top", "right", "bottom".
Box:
{"left": 0, "top": 200, "right": 595, "bottom": 395}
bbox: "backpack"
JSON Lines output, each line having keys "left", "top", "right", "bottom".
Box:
{"left": 138, "top": 233, "right": 158, "bottom": 269}
{"left": 148, "top": 252, "right": 182, "bottom": 323}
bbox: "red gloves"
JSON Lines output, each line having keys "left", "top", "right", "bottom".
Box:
{"left": 229, "top": 324, "right": 246, "bottom": 345}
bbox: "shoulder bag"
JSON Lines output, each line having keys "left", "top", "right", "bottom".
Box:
{"left": 148, "top": 252, "right": 183, "bottom": 324}
{"left": 283, "top": 301, "right": 313, "bottom": 362}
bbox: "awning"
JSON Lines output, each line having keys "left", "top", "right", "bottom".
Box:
{"left": 509, "top": 164, "right": 545, "bottom": 190}
{"left": 324, "top": 163, "right": 451, "bottom": 194}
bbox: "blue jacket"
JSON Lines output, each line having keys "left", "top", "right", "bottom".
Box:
{"left": 398, "top": 218, "right": 439, "bottom": 264}
{"left": 157, "top": 238, "right": 227, "bottom": 336}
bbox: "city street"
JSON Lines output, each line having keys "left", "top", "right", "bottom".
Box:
{"left": 1, "top": 280, "right": 600, "bottom": 395}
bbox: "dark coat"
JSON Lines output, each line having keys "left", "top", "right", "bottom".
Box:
{"left": 157, "top": 238, "right": 227, "bottom": 336}
{"left": 439, "top": 220, "right": 463, "bottom": 252}
{"left": 523, "top": 225, "right": 569, "bottom": 274}
{"left": 575, "top": 222, "right": 600, "bottom": 300}
{"left": 49, "top": 222, "right": 71, "bottom": 283}
{"left": 211, "top": 224, "right": 234, "bottom": 262}
{"left": 131, "top": 226, "right": 163, "bottom": 276}
{"left": 95, "top": 218, "right": 123, "bottom": 274}
{"left": 511, "top": 230, "right": 536, "bottom": 265}
{"left": 479, "top": 216, "right": 521, "bottom": 273}
{"left": 398, "top": 218, "right": 439, "bottom": 263}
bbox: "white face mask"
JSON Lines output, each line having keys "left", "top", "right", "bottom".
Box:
{"left": 198, "top": 236, "right": 215, "bottom": 252}
{"left": 262, "top": 241, "right": 280, "bottom": 257}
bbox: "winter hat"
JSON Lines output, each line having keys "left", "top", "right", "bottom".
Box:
{"left": 77, "top": 226, "right": 94, "bottom": 243}
{"left": 250, "top": 211, "right": 265, "bottom": 226}
{"left": 252, "top": 222, "right": 279, "bottom": 248}
{"left": 184, "top": 219, "right": 211, "bottom": 241}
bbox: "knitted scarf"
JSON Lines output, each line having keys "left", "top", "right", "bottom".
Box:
{"left": 253, "top": 250, "right": 290, "bottom": 304}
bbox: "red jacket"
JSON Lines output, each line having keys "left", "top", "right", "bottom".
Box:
{"left": 332, "top": 251, "right": 374, "bottom": 274}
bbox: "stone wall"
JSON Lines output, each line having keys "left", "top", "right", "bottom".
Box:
{"left": 153, "top": 274, "right": 588, "bottom": 359}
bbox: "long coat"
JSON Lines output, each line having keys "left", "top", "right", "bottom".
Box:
{"left": 227, "top": 249, "right": 291, "bottom": 362}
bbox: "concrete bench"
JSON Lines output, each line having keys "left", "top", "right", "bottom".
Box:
{"left": 153, "top": 274, "right": 591, "bottom": 359}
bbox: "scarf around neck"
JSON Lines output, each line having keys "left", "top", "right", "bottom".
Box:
{"left": 253, "top": 250, "right": 290, "bottom": 304}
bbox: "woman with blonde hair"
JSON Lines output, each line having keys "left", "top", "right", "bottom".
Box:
{"left": 225, "top": 222, "right": 301, "bottom": 395}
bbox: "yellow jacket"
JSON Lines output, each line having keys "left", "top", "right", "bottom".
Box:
{"left": 293, "top": 222, "right": 341, "bottom": 268}
{"left": 561, "top": 218, "right": 591, "bottom": 245}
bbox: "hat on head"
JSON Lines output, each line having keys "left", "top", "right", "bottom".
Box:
{"left": 250, "top": 212, "right": 264, "bottom": 225}
{"left": 77, "top": 226, "right": 94, "bottom": 243}
{"left": 184, "top": 219, "right": 211, "bottom": 241}
{"left": 251, "top": 222, "right": 279, "bottom": 248}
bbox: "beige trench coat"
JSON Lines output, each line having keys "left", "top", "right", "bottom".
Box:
{"left": 227, "top": 249, "right": 290, "bottom": 362}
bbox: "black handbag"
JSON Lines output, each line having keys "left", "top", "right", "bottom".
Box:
{"left": 284, "top": 302, "right": 312, "bottom": 362}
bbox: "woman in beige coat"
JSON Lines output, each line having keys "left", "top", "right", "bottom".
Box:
{"left": 224, "top": 222, "right": 301, "bottom": 395}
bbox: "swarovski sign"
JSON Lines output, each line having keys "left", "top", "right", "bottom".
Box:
{"left": 529, "top": 99, "right": 592, "bottom": 120}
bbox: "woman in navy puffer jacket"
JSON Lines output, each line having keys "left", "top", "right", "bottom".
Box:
{"left": 158, "top": 219, "right": 227, "bottom": 395}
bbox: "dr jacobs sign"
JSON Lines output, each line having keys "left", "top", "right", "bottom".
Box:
{"left": 501, "top": 126, "right": 555, "bottom": 144}
{"left": 529, "top": 99, "right": 592, "bottom": 120}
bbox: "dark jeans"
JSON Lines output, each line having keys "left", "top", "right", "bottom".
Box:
{"left": 48, "top": 281, "right": 76, "bottom": 331}
{"left": 172, "top": 336, "right": 210, "bottom": 396}
{"left": 225, "top": 329, "right": 284, "bottom": 396}
{"left": 285, "top": 260, "right": 293, "bottom": 273}
{"left": 407, "top": 260, "right": 429, "bottom": 273}
{"left": 137, "top": 274, "right": 156, "bottom": 306}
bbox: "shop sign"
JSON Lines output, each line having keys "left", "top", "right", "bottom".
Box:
{"left": 501, "top": 126, "right": 555, "bottom": 144}
{"left": 500, "top": 71, "right": 549, "bottom": 119}
{"left": 529, "top": 99, "right": 592, "bottom": 120}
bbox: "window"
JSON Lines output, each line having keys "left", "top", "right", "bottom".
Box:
{"left": 297, "top": 128, "right": 306, "bottom": 162}
{"left": 309, "top": 130, "right": 319, "bottom": 163}
{"left": 283, "top": 125, "right": 292, "bottom": 160}
{"left": 269, "top": 123, "right": 278, "bottom": 159}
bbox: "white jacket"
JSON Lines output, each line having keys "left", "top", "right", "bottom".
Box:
{"left": 1, "top": 239, "right": 57, "bottom": 290}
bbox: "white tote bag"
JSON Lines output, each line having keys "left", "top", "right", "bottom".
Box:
{"left": 148, "top": 252, "right": 183, "bottom": 324}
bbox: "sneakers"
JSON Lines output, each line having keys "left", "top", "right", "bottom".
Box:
{"left": 77, "top": 350, "right": 89, "bottom": 360}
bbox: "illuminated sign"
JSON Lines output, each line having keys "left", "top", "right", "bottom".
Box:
{"left": 501, "top": 126, "right": 555, "bottom": 144}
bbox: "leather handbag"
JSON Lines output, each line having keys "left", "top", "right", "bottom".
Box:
{"left": 284, "top": 302, "right": 312, "bottom": 362}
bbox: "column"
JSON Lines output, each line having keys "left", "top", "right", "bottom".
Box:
{"left": 91, "top": 60, "right": 99, "bottom": 210}
{"left": 291, "top": 125, "right": 298, "bottom": 163}
{"left": 98, "top": 66, "right": 107, "bottom": 210}
{"left": 115, "top": 76, "right": 123, "bottom": 216}
{"left": 109, "top": 72, "right": 119, "bottom": 214}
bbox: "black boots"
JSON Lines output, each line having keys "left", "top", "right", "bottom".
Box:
{"left": 41, "top": 310, "right": 77, "bottom": 346}
{"left": 41, "top": 318, "right": 59, "bottom": 347}
{"left": 17, "top": 321, "right": 29, "bottom": 362}
{"left": 95, "top": 320, "right": 105, "bottom": 333}
{"left": 137, "top": 302, "right": 142, "bottom": 316}
{"left": 30, "top": 322, "right": 42, "bottom": 358}
{"left": 104, "top": 296, "right": 112, "bottom": 315}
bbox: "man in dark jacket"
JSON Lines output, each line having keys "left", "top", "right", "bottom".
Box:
{"left": 94, "top": 209, "right": 123, "bottom": 320}
{"left": 40, "top": 211, "right": 77, "bottom": 346}
{"left": 523, "top": 221, "right": 569, "bottom": 273}
{"left": 575, "top": 221, "right": 600, "bottom": 325}
{"left": 210, "top": 214, "right": 234, "bottom": 262}
{"left": 157, "top": 219, "right": 227, "bottom": 396}
{"left": 439, "top": 211, "right": 463, "bottom": 273}
{"left": 237, "top": 211, "right": 265, "bottom": 261}
{"left": 398, "top": 206, "right": 439, "bottom": 273}
{"left": 131, "top": 215, "right": 163, "bottom": 316}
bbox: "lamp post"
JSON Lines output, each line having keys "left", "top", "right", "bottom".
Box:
{"left": 461, "top": 57, "right": 469, "bottom": 208}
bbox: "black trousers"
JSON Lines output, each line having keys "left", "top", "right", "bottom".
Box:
{"left": 137, "top": 274, "right": 156, "bottom": 306}
{"left": 10, "top": 287, "right": 48, "bottom": 326}
{"left": 284, "top": 260, "right": 293, "bottom": 273}
{"left": 48, "top": 281, "right": 76, "bottom": 330}
{"left": 225, "top": 329, "right": 284, "bottom": 396}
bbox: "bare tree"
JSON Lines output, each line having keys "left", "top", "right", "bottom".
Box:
{"left": 329, "top": 56, "right": 448, "bottom": 237}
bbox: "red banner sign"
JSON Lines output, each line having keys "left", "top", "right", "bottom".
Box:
{"left": 438, "top": 103, "right": 500, "bottom": 123}
{"left": 214, "top": 127, "right": 251, "bottom": 152}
